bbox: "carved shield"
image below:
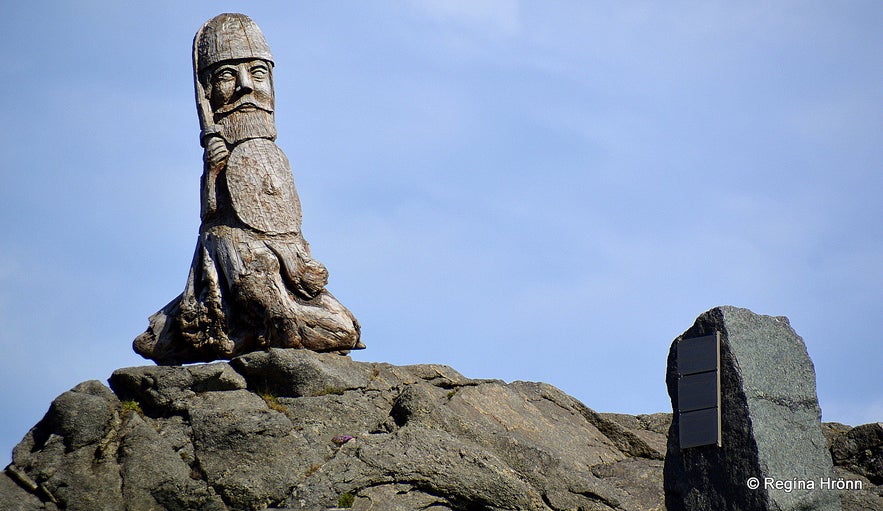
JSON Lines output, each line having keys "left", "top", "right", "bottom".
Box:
{"left": 225, "top": 138, "right": 302, "bottom": 234}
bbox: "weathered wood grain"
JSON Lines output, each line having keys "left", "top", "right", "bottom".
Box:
{"left": 226, "top": 138, "right": 301, "bottom": 234}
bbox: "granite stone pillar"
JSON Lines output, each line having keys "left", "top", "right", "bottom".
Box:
{"left": 664, "top": 306, "right": 840, "bottom": 511}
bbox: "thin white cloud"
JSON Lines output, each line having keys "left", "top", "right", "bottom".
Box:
{"left": 414, "top": 0, "right": 521, "bottom": 38}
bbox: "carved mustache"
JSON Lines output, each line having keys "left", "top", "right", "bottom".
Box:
{"left": 214, "top": 99, "right": 274, "bottom": 116}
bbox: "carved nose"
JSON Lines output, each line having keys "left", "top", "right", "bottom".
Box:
{"left": 237, "top": 70, "right": 254, "bottom": 93}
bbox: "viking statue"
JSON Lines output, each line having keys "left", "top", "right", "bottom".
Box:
{"left": 134, "top": 13, "right": 363, "bottom": 364}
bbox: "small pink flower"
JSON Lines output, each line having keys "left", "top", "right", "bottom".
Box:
{"left": 332, "top": 434, "right": 354, "bottom": 445}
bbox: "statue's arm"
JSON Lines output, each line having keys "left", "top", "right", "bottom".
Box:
{"left": 200, "top": 127, "right": 230, "bottom": 220}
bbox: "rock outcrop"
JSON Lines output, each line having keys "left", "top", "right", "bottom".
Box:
{"left": 2, "top": 349, "right": 668, "bottom": 511}
{"left": 1, "top": 348, "right": 879, "bottom": 510}
{"left": 822, "top": 422, "right": 883, "bottom": 511}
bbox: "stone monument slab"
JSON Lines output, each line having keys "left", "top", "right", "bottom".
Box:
{"left": 664, "top": 306, "right": 841, "bottom": 511}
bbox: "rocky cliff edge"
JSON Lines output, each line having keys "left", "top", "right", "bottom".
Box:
{"left": 1, "top": 349, "right": 879, "bottom": 511}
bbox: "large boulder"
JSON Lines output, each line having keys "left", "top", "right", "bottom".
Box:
{"left": 664, "top": 306, "right": 840, "bottom": 511}
{"left": 829, "top": 422, "right": 883, "bottom": 485}
{"left": 823, "top": 422, "right": 883, "bottom": 511}
{"left": 3, "top": 349, "right": 666, "bottom": 511}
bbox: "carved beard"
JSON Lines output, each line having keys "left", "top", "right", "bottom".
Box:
{"left": 216, "top": 108, "right": 277, "bottom": 145}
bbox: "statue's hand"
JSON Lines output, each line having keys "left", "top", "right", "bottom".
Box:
{"left": 298, "top": 258, "right": 329, "bottom": 298}
{"left": 203, "top": 134, "right": 230, "bottom": 170}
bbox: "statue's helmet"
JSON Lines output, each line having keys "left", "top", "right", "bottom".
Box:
{"left": 194, "top": 13, "right": 273, "bottom": 76}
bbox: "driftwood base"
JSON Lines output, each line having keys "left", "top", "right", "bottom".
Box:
{"left": 134, "top": 225, "right": 362, "bottom": 365}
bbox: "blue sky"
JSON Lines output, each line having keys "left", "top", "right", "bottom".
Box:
{"left": 1, "top": 1, "right": 880, "bottom": 464}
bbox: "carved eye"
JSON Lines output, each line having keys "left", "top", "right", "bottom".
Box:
{"left": 251, "top": 66, "right": 269, "bottom": 80}
{"left": 214, "top": 68, "right": 236, "bottom": 82}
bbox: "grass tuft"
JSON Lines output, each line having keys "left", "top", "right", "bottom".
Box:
{"left": 337, "top": 492, "right": 355, "bottom": 508}
{"left": 120, "top": 399, "right": 143, "bottom": 416}
{"left": 315, "top": 386, "right": 345, "bottom": 396}
{"left": 259, "top": 392, "right": 288, "bottom": 414}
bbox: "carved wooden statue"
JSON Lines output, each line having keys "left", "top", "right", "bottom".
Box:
{"left": 134, "top": 13, "right": 363, "bottom": 364}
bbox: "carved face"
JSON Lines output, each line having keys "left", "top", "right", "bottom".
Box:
{"left": 207, "top": 59, "right": 274, "bottom": 118}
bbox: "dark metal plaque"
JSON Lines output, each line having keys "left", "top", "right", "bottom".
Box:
{"left": 676, "top": 332, "right": 721, "bottom": 448}
{"left": 677, "top": 333, "right": 719, "bottom": 375}
{"left": 678, "top": 371, "right": 719, "bottom": 412}
{"left": 679, "top": 408, "right": 721, "bottom": 449}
